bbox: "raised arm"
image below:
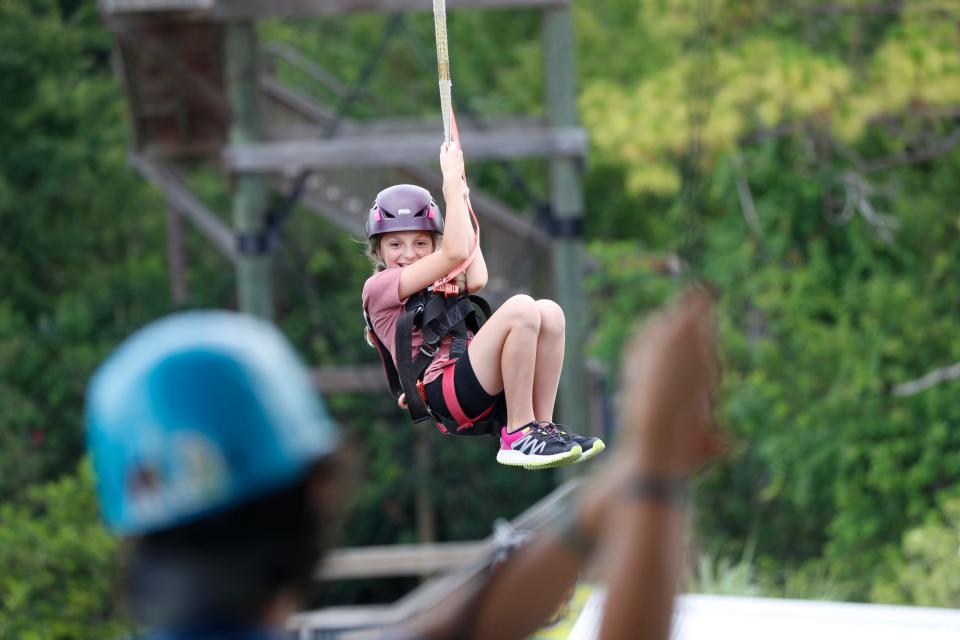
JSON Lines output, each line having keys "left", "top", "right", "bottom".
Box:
{"left": 596, "top": 289, "right": 724, "bottom": 640}
{"left": 398, "top": 143, "right": 475, "bottom": 299}
{"left": 463, "top": 240, "right": 487, "bottom": 293}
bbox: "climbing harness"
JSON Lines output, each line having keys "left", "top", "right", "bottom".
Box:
{"left": 364, "top": 289, "right": 498, "bottom": 436}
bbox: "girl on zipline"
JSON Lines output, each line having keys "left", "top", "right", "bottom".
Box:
{"left": 362, "top": 142, "right": 605, "bottom": 469}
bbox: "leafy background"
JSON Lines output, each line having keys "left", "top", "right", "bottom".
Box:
{"left": 2, "top": 0, "right": 959, "bottom": 636}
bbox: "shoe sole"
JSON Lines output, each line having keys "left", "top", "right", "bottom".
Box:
{"left": 522, "top": 440, "right": 605, "bottom": 470}
{"left": 497, "top": 444, "right": 582, "bottom": 469}
{"left": 577, "top": 440, "right": 606, "bottom": 463}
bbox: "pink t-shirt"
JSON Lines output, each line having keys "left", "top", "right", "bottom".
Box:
{"left": 362, "top": 268, "right": 464, "bottom": 385}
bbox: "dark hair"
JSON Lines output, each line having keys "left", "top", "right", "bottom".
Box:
{"left": 123, "top": 461, "right": 338, "bottom": 628}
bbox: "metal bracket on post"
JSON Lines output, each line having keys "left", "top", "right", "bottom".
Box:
{"left": 536, "top": 205, "right": 584, "bottom": 239}
{"left": 235, "top": 169, "right": 312, "bottom": 256}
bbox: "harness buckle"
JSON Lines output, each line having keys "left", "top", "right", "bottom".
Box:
{"left": 430, "top": 281, "right": 460, "bottom": 298}
{"left": 419, "top": 342, "right": 440, "bottom": 357}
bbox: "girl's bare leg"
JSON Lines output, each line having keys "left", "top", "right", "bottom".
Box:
{"left": 532, "top": 299, "right": 565, "bottom": 422}
{"left": 467, "top": 295, "right": 540, "bottom": 431}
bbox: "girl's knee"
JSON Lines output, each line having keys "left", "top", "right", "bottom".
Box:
{"left": 535, "top": 299, "right": 565, "bottom": 334}
{"left": 502, "top": 294, "right": 541, "bottom": 332}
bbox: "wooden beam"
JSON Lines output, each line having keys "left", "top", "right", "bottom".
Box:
{"left": 129, "top": 154, "right": 237, "bottom": 262}
{"left": 261, "top": 76, "right": 337, "bottom": 135}
{"left": 225, "top": 122, "right": 587, "bottom": 172}
{"left": 225, "top": 20, "right": 274, "bottom": 320}
{"left": 100, "top": 0, "right": 214, "bottom": 14}
{"left": 165, "top": 198, "right": 189, "bottom": 302}
{"left": 108, "top": 17, "right": 230, "bottom": 122}
{"left": 213, "top": 0, "right": 568, "bottom": 20}
{"left": 398, "top": 165, "right": 550, "bottom": 248}
{"left": 318, "top": 542, "right": 486, "bottom": 580}
{"left": 290, "top": 481, "right": 582, "bottom": 636}
{"left": 259, "top": 76, "right": 552, "bottom": 250}
{"left": 391, "top": 480, "right": 580, "bottom": 619}
{"left": 543, "top": 5, "right": 589, "bottom": 463}
{"left": 262, "top": 42, "right": 349, "bottom": 98}
{"left": 312, "top": 365, "right": 388, "bottom": 394}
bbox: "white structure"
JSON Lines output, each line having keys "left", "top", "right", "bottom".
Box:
{"left": 568, "top": 593, "right": 960, "bottom": 640}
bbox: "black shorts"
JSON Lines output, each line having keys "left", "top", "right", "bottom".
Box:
{"left": 424, "top": 349, "right": 508, "bottom": 427}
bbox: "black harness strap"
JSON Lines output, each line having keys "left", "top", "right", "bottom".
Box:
{"left": 364, "top": 312, "right": 403, "bottom": 398}
{"left": 365, "top": 288, "right": 497, "bottom": 434}
{"left": 395, "top": 295, "right": 434, "bottom": 423}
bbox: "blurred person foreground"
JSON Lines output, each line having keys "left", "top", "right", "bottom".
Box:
{"left": 85, "top": 289, "right": 724, "bottom": 639}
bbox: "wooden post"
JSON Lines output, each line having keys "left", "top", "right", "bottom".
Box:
{"left": 165, "top": 198, "right": 189, "bottom": 303}
{"left": 543, "top": 8, "right": 589, "bottom": 443}
{"left": 225, "top": 21, "right": 274, "bottom": 319}
{"left": 414, "top": 423, "right": 437, "bottom": 549}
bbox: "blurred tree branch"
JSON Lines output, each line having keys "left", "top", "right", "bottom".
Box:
{"left": 893, "top": 361, "right": 960, "bottom": 397}
{"left": 863, "top": 127, "right": 960, "bottom": 173}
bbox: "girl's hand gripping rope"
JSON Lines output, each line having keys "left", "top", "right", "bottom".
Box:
{"left": 435, "top": 141, "right": 475, "bottom": 296}
{"left": 440, "top": 141, "right": 468, "bottom": 198}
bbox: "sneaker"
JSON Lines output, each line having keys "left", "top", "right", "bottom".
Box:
{"left": 521, "top": 422, "right": 605, "bottom": 470}
{"left": 554, "top": 423, "right": 606, "bottom": 464}
{"left": 497, "top": 423, "right": 582, "bottom": 469}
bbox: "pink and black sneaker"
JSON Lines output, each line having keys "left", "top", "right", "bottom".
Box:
{"left": 496, "top": 422, "right": 582, "bottom": 469}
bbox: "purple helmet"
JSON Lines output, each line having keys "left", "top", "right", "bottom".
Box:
{"left": 366, "top": 184, "right": 443, "bottom": 239}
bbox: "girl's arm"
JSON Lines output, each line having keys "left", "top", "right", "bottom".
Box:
{"left": 398, "top": 143, "right": 473, "bottom": 299}
{"left": 463, "top": 236, "right": 487, "bottom": 293}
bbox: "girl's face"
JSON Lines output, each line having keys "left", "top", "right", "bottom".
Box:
{"left": 378, "top": 231, "right": 435, "bottom": 269}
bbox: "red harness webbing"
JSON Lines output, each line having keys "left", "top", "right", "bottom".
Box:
{"left": 441, "top": 363, "right": 495, "bottom": 429}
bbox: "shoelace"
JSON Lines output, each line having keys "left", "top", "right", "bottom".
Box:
{"left": 530, "top": 422, "right": 564, "bottom": 442}
{"left": 534, "top": 421, "right": 572, "bottom": 441}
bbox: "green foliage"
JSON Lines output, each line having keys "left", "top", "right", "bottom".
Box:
{"left": 578, "top": 0, "right": 960, "bottom": 194}
{"left": 575, "top": 0, "right": 960, "bottom": 602}
{"left": 0, "top": 0, "right": 230, "bottom": 501}
{"left": 691, "top": 551, "right": 853, "bottom": 601}
{"left": 872, "top": 494, "right": 960, "bottom": 607}
{"left": 0, "top": 461, "right": 130, "bottom": 639}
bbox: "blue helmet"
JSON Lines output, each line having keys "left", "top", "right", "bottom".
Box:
{"left": 86, "top": 311, "right": 339, "bottom": 535}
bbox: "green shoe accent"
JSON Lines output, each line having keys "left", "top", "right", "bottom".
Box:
{"left": 577, "top": 439, "right": 605, "bottom": 463}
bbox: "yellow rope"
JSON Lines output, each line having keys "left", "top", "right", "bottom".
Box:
{"left": 433, "top": 0, "right": 453, "bottom": 144}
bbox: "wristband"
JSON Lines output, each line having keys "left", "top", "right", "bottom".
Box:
{"left": 627, "top": 474, "right": 688, "bottom": 507}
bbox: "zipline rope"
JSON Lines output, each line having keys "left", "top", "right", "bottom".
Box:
{"left": 431, "top": 0, "right": 480, "bottom": 296}
{"left": 433, "top": 0, "right": 453, "bottom": 144}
